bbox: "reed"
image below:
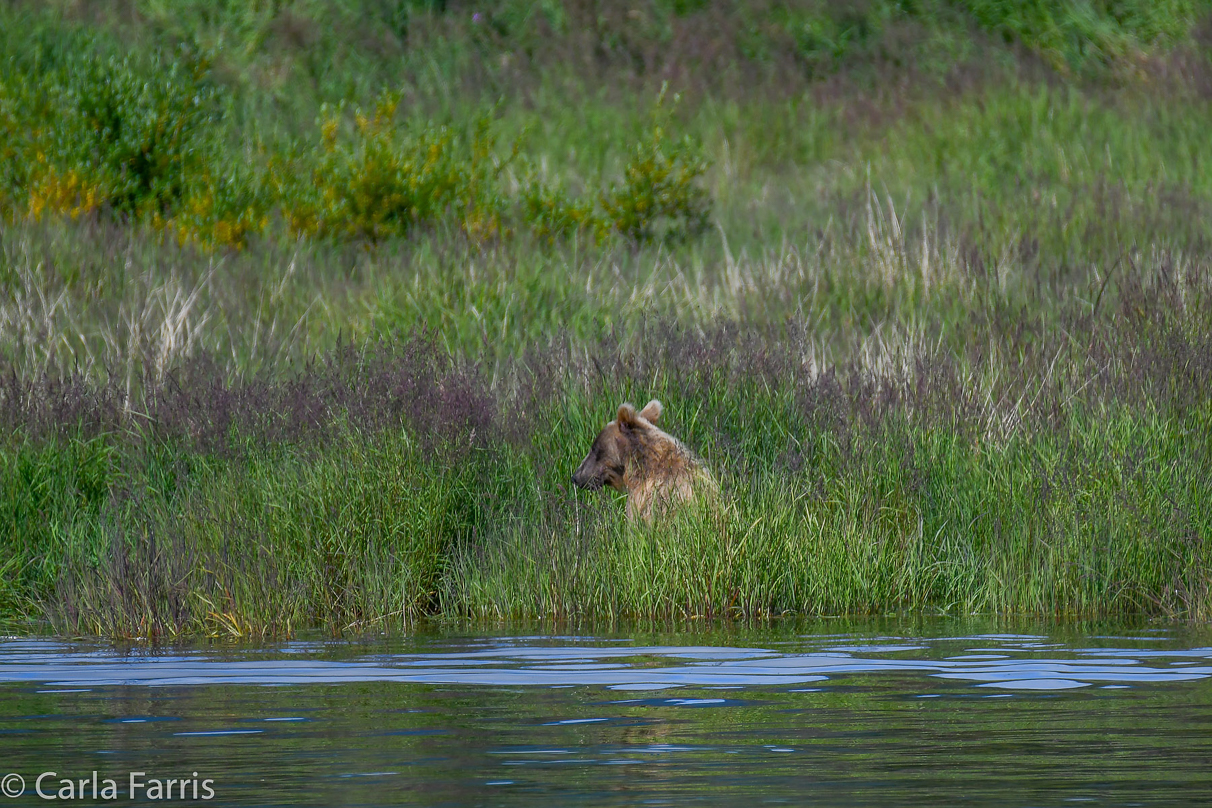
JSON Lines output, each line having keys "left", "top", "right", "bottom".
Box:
{"left": 3, "top": 241, "right": 1207, "bottom": 636}
{"left": 1, "top": 1, "right": 1210, "bottom": 637}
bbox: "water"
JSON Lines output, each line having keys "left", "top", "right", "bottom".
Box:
{"left": 1, "top": 622, "right": 1211, "bottom": 806}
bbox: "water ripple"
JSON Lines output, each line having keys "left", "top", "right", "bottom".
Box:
{"left": 0, "top": 636, "right": 1209, "bottom": 692}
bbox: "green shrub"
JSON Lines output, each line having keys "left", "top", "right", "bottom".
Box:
{"left": 601, "top": 100, "right": 711, "bottom": 245}
{"left": 955, "top": 0, "right": 1201, "bottom": 69}
{"left": 165, "top": 161, "right": 271, "bottom": 250}
{"left": 278, "top": 93, "right": 711, "bottom": 247}
{"left": 24, "top": 49, "right": 219, "bottom": 220}
{"left": 278, "top": 98, "right": 537, "bottom": 244}
{"left": 519, "top": 172, "right": 603, "bottom": 244}
{"left": 776, "top": 3, "right": 902, "bottom": 77}
{"left": 0, "top": 21, "right": 268, "bottom": 247}
{"left": 281, "top": 96, "right": 465, "bottom": 243}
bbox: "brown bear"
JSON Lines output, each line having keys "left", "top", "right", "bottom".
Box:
{"left": 571, "top": 399, "right": 717, "bottom": 521}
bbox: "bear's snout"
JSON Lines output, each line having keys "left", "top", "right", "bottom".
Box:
{"left": 571, "top": 462, "right": 602, "bottom": 491}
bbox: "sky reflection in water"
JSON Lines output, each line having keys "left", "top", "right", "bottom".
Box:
{"left": 3, "top": 628, "right": 1212, "bottom": 806}
{"left": 1, "top": 632, "right": 1209, "bottom": 691}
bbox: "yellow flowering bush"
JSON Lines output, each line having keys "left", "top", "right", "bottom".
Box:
{"left": 1, "top": 38, "right": 712, "bottom": 251}
{"left": 520, "top": 176, "right": 604, "bottom": 244}
{"left": 167, "top": 184, "right": 269, "bottom": 251}
{"left": 280, "top": 96, "right": 501, "bottom": 244}
{"left": 278, "top": 93, "right": 711, "bottom": 248}
{"left": 26, "top": 167, "right": 105, "bottom": 221}
{"left": 601, "top": 114, "right": 711, "bottom": 245}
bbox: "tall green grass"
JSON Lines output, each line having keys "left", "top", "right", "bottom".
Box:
{"left": 18, "top": 381, "right": 1212, "bottom": 637}
{"left": 5, "top": 242, "right": 1209, "bottom": 637}
{"left": 1, "top": 1, "right": 1211, "bottom": 637}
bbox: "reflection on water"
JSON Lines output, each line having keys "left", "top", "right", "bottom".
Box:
{"left": 1, "top": 623, "right": 1211, "bottom": 806}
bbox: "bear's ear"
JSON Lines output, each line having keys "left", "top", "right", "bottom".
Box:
{"left": 616, "top": 403, "right": 639, "bottom": 427}
{"left": 639, "top": 399, "right": 662, "bottom": 423}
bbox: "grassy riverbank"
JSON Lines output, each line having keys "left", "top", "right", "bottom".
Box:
{"left": 2, "top": 1, "right": 1211, "bottom": 637}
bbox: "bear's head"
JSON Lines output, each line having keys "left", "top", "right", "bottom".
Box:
{"left": 571, "top": 399, "right": 663, "bottom": 492}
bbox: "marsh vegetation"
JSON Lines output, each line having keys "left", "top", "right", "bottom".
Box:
{"left": 1, "top": 0, "right": 1210, "bottom": 637}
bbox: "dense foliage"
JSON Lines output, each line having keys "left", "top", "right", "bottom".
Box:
{"left": 1, "top": 0, "right": 1211, "bottom": 637}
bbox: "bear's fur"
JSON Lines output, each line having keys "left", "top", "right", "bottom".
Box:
{"left": 571, "top": 399, "right": 716, "bottom": 521}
